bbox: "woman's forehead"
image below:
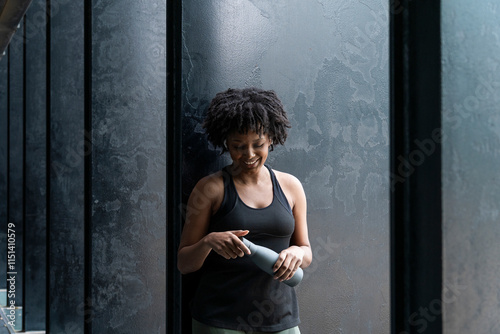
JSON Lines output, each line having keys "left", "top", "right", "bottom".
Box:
{"left": 228, "top": 131, "right": 269, "bottom": 142}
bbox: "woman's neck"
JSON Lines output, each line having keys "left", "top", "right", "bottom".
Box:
{"left": 230, "top": 164, "right": 268, "bottom": 185}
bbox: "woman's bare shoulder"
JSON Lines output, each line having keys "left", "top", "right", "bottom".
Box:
{"left": 197, "top": 170, "right": 224, "bottom": 184}
{"left": 273, "top": 169, "right": 303, "bottom": 189}
{"left": 194, "top": 170, "right": 225, "bottom": 194}
{"left": 189, "top": 171, "right": 226, "bottom": 213}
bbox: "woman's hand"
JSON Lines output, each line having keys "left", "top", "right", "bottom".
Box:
{"left": 204, "top": 230, "right": 251, "bottom": 259}
{"left": 273, "top": 246, "right": 305, "bottom": 282}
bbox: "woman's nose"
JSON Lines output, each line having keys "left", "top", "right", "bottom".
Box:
{"left": 243, "top": 147, "right": 255, "bottom": 157}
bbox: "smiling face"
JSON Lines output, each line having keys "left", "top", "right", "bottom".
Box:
{"left": 226, "top": 130, "right": 272, "bottom": 172}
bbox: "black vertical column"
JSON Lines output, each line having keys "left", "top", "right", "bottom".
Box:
{"left": 167, "top": 0, "right": 182, "bottom": 333}
{"left": 390, "top": 0, "right": 442, "bottom": 333}
{"left": 48, "top": 0, "right": 85, "bottom": 332}
{"left": 24, "top": 0, "right": 47, "bottom": 330}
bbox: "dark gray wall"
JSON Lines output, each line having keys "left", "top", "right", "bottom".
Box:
{"left": 24, "top": 0, "right": 47, "bottom": 329}
{"left": 0, "top": 0, "right": 167, "bottom": 333}
{"left": 1, "top": 0, "right": 390, "bottom": 332}
{"left": 49, "top": 1, "right": 85, "bottom": 332}
{"left": 91, "top": 0, "right": 167, "bottom": 332}
{"left": 0, "top": 41, "right": 6, "bottom": 289}
{"left": 182, "top": 0, "right": 389, "bottom": 333}
{"left": 8, "top": 20, "right": 24, "bottom": 309}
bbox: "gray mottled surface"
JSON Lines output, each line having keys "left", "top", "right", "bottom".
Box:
{"left": 49, "top": 1, "right": 85, "bottom": 332}
{"left": 91, "top": 0, "right": 167, "bottom": 333}
{"left": 24, "top": 0, "right": 47, "bottom": 329}
{"left": 182, "top": 0, "right": 389, "bottom": 333}
{"left": 442, "top": 1, "right": 500, "bottom": 333}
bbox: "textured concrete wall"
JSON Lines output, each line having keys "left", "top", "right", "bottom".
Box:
{"left": 91, "top": 0, "right": 167, "bottom": 332}
{"left": 442, "top": 1, "right": 500, "bottom": 332}
{"left": 8, "top": 21, "right": 24, "bottom": 308}
{"left": 24, "top": 0, "right": 47, "bottom": 329}
{"left": 0, "top": 1, "right": 168, "bottom": 332}
{"left": 0, "top": 32, "right": 7, "bottom": 289}
{"left": 182, "top": 0, "right": 389, "bottom": 333}
{"left": 49, "top": 1, "right": 86, "bottom": 332}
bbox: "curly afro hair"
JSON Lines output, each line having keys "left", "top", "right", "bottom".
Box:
{"left": 202, "top": 87, "right": 291, "bottom": 153}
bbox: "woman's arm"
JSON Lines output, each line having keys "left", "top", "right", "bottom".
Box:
{"left": 273, "top": 173, "right": 312, "bottom": 281}
{"left": 177, "top": 174, "right": 250, "bottom": 275}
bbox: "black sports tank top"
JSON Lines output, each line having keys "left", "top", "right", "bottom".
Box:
{"left": 190, "top": 165, "right": 300, "bottom": 332}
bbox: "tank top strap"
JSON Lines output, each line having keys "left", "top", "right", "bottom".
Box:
{"left": 212, "top": 166, "right": 238, "bottom": 220}
{"left": 265, "top": 165, "right": 293, "bottom": 214}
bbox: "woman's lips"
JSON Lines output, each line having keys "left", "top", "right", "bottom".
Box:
{"left": 243, "top": 158, "right": 260, "bottom": 167}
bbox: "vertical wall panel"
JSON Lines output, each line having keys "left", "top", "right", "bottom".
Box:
{"left": 0, "top": 45, "right": 9, "bottom": 289}
{"left": 2, "top": 0, "right": 170, "bottom": 332}
{"left": 0, "top": 46, "right": 7, "bottom": 290}
{"left": 49, "top": 0, "right": 85, "bottom": 332}
{"left": 8, "top": 23, "right": 24, "bottom": 312}
{"left": 182, "top": 1, "right": 389, "bottom": 333}
{"left": 91, "top": 0, "right": 167, "bottom": 332}
{"left": 442, "top": 1, "right": 500, "bottom": 332}
{"left": 24, "top": 0, "right": 47, "bottom": 330}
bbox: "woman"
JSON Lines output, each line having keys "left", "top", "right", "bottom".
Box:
{"left": 178, "top": 88, "right": 312, "bottom": 334}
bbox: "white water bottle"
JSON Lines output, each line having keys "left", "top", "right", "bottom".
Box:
{"left": 241, "top": 237, "right": 303, "bottom": 287}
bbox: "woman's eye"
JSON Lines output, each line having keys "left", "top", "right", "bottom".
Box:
{"left": 232, "top": 143, "right": 264, "bottom": 150}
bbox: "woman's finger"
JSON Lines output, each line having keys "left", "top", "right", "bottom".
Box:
{"left": 275, "top": 253, "right": 302, "bottom": 280}
{"left": 229, "top": 231, "right": 251, "bottom": 255}
{"left": 273, "top": 253, "right": 286, "bottom": 273}
{"left": 284, "top": 261, "right": 301, "bottom": 281}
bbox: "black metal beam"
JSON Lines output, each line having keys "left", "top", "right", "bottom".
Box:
{"left": 390, "top": 0, "right": 442, "bottom": 333}
{"left": 167, "top": 0, "right": 182, "bottom": 333}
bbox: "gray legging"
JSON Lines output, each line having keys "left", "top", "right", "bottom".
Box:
{"left": 192, "top": 319, "right": 301, "bottom": 334}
